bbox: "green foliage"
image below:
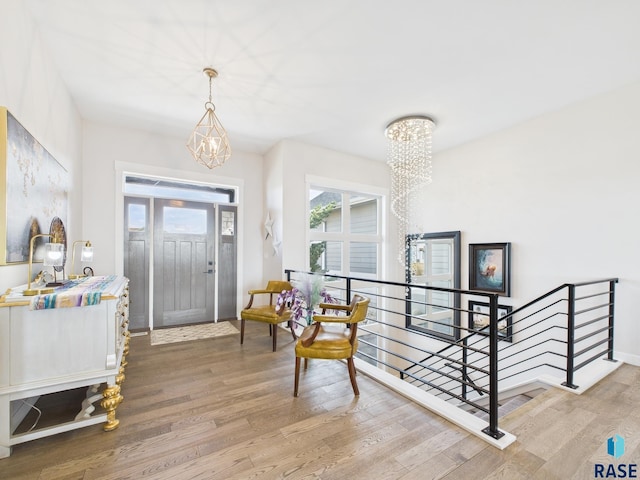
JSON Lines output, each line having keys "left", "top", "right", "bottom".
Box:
{"left": 309, "top": 202, "right": 336, "bottom": 229}
{"left": 309, "top": 202, "right": 336, "bottom": 272}
{"left": 309, "top": 242, "right": 326, "bottom": 273}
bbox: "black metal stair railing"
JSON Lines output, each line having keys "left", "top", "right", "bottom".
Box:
{"left": 284, "top": 269, "right": 618, "bottom": 441}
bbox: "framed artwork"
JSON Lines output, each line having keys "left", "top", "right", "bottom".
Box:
{"left": 468, "top": 300, "right": 513, "bottom": 342}
{"left": 0, "top": 107, "right": 68, "bottom": 265}
{"left": 469, "top": 242, "right": 511, "bottom": 296}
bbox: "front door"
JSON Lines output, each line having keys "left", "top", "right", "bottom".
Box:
{"left": 153, "top": 199, "right": 215, "bottom": 327}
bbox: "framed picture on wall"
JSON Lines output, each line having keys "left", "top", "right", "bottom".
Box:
{"left": 469, "top": 242, "right": 511, "bottom": 296}
{"left": 0, "top": 107, "right": 68, "bottom": 265}
{"left": 468, "top": 300, "right": 513, "bottom": 342}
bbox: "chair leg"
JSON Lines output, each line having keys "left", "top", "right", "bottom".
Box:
{"left": 272, "top": 324, "right": 278, "bottom": 352}
{"left": 347, "top": 357, "right": 359, "bottom": 396}
{"left": 294, "top": 356, "right": 301, "bottom": 397}
{"left": 240, "top": 318, "right": 245, "bottom": 345}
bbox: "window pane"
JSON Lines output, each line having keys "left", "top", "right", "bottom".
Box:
{"left": 163, "top": 207, "right": 207, "bottom": 234}
{"left": 310, "top": 240, "right": 342, "bottom": 273}
{"left": 349, "top": 194, "right": 378, "bottom": 234}
{"left": 310, "top": 188, "right": 341, "bottom": 233}
{"left": 221, "top": 211, "right": 235, "bottom": 236}
{"left": 128, "top": 204, "right": 146, "bottom": 232}
{"left": 349, "top": 242, "right": 377, "bottom": 275}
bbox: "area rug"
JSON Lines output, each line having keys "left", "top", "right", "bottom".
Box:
{"left": 150, "top": 322, "right": 239, "bottom": 345}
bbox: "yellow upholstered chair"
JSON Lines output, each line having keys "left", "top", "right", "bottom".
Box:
{"left": 294, "top": 294, "right": 370, "bottom": 396}
{"left": 240, "top": 280, "right": 296, "bottom": 351}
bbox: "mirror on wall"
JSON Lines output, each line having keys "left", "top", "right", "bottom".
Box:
{"left": 405, "top": 231, "right": 461, "bottom": 340}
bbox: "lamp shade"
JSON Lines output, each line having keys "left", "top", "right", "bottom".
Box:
{"left": 43, "top": 242, "right": 64, "bottom": 267}
{"left": 81, "top": 245, "right": 94, "bottom": 262}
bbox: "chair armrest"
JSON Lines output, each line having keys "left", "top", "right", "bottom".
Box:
{"left": 247, "top": 289, "right": 273, "bottom": 295}
{"left": 319, "top": 302, "right": 350, "bottom": 311}
{"left": 311, "top": 314, "right": 352, "bottom": 324}
{"left": 245, "top": 289, "right": 288, "bottom": 309}
{"left": 301, "top": 322, "right": 322, "bottom": 347}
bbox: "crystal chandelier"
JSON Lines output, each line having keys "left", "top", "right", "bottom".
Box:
{"left": 385, "top": 115, "right": 435, "bottom": 263}
{"left": 187, "top": 67, "right": 231, "bottom": 169}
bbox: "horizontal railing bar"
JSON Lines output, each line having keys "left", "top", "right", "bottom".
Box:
{"left": 427, "top": 372, "right": 489, "bottom": 396}
{"left": 358, "top": 326, "right": 488, "bottom": 366}
{"left": 574, "top": 349, "right": 613, "bottom": 371}
{"left": 357, "top": 336, "right": 490, "bottom": 384}
{"left": 502, "top": 305, "right": 565, "bottom": 330}
{"left": 288, "top": 268, "right": 494, "bottom": 297}
{"left": 498, "top": 340, "right": 567, "bottom": 366}
{"left": 574, "top": 325, "right": 611, "bottom": 344}
{"left": 498, "top": 328, "right": 567, "bottom": 356}
{"left": 505, "top": 285, "right": 567, "bottom": 318}
{"left": 574, "top": 290, "right": 611, "bottom": 302}
{"left": 494, "top": 363, "right": 565, "bottom": 383}
{"left": 574, "top": 314, "right": 611, "bottom": 330}
{"left": 574, "top": 303, "right": 611, "bottom": 317}
{"left": 570, "top": 278, "right": 619, "bottom": 288}
{"left": 362, "top": 350, "right": 491, "bottom": 407}
{"left": 573, "top": 337, "right": 610, "bottom": 358}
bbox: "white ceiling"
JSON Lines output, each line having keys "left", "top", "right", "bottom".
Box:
{"left": 25, "top": 0, "right": 640, "bottom": 162}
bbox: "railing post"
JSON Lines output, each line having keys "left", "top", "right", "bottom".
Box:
{"left": 482, "top": 294, "right": 504, "bottom": 439}
{"left": 461, "top": 336, "right": 468, "bottom": 400}
{"left": 562, "top": 284, "right": 578, "bottom": 389}
{"left": 607, "top": 280, "right": 617, "bottom": 361}
{"left": 346, "top": 277, "right": 352, "bottom": 303}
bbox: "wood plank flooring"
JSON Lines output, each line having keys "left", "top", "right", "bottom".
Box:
{"left": 1, "top": 320, "right": 638, "bottom": 479}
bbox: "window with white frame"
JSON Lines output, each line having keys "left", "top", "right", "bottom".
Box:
{"left": 308, "top": 186, "right": 382, "bottom": 279}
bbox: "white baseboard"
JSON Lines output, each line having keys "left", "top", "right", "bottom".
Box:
{"left": 614, "top": 350, "right": 640, "bottom": 366}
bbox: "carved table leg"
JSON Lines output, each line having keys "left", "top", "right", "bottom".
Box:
{"left": 101, "top": 385, "right": 123, "bottom": 431}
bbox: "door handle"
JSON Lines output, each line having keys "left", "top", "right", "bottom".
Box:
{"left": 203, "top": 269, "right": 213, "bottom": 274}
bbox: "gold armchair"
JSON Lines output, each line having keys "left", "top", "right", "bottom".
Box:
{"left": 240, "top": 280, "right": 296, "bottom": 351}
{"left": 294, "top": 294, "right": 370, "bottom": 396}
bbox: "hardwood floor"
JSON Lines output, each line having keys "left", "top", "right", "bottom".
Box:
{"left": 2, "top": 320, "right": 638, "bottom": 479}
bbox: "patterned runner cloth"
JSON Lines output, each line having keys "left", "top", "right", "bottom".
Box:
{"left": 30, "top": 275, "right": 120, "bottom": 310}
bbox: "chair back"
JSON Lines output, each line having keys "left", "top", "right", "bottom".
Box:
{"left": 347, "top": 295, "right": 370, "bottom": 324}
{"left": 265, "top": 280, "right": 293, "bottom": 293}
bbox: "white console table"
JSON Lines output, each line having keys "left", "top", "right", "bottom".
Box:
{"left": 0, "top": 275, "right": 130, "bottom": 458}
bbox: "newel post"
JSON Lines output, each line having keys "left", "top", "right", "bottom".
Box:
{"left": 562, "top": 284, "right": 578, "bottom": 389}
{"left": 482, "top": 294, "right": 504, "bottom": 439}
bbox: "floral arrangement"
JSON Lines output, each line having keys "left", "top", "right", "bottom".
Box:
{"left": 276, "top": 273, "right": 336, "bottom": 325}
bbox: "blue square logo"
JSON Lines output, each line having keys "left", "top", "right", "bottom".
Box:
{"left": 607, "top": 434, "right": 625, "bottom": 459}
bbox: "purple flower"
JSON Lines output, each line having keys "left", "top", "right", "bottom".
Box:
{"left": 276, "top": 275, "right": 336, "bottom": 325}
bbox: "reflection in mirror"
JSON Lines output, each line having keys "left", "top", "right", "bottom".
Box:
{"left": 405, "top": 231, "right": 461, "bottom": 340}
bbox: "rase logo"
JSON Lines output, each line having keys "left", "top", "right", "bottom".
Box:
{"left": 609, "top": 435, "right": 626, "bottom": 459}
{"left": 595, "top": 434, "right": 637, "bottom": 478}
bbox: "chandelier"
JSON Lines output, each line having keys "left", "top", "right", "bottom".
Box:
{"left": 187, "top": 67, "right": 231, "bottom": 169}
{"left": 385, "top": 115, "right": 435, "bottom": 263}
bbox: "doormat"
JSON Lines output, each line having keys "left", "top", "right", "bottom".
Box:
{"left": 150, "top": 322, "right": 239, "bottom": 346}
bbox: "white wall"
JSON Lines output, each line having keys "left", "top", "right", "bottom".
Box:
{"left": 82, "top": 121, "right": 264, "bottom": 314}
{"left": 262, "top": 142, "right": 286, "bottom": 282}
{"left": 418, "top": 80, "right": 640, "bottom": 364}
{"left": 0, "top": 0, "right": 83, "bottom": 292}
{"left": 271, "top": 139, "right": 392, "bottom": 275}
